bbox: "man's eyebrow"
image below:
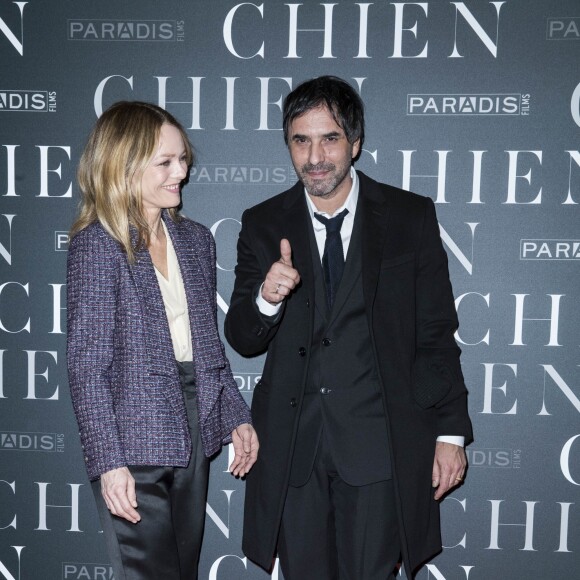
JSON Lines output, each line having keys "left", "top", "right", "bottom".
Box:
{"left": 291, "top": 131, "right": 342, "bottom": 140}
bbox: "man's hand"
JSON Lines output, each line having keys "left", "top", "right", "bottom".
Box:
{"left": 432, "top": 442, "right": 467, "bottom": 500}
{"left": 100, "top": 466, "right": 140, "bottom": 523}
{"left": 229, "top": 423, "right": 259, "bottom": 477}
{"left": 261, "top": 239, "right": 301, "bottom": 305}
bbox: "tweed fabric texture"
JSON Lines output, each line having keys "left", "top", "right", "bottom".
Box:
{"left": 67, "top": 212, "right": 251, "bottom": 480}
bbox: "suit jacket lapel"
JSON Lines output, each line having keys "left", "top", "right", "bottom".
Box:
{"left": 281, "top": 183, "right": 315, "bottom": 314}
{"left": 359, "top": 172, "right": 391, "bottom": 318}
{"left": 305, "top": 209, "right": 329, "bottom": 321}
{"left": 309, "top": 171, "right": 390, "bottom": 326}
{"left": 326, "top": 201, "right": 363, "bottom": 325}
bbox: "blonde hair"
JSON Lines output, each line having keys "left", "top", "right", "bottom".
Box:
{"left": 71, "top": 101, "right": 193, "bottom": 263}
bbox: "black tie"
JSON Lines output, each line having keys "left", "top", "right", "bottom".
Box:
{"left": 314, "top": 208, "right": 349, "bottom": 308}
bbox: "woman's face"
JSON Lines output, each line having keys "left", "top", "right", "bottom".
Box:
{"left": 140, "top": 123, "right": 188, "bottom": 216}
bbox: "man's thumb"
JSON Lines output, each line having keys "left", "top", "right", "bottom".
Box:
{"left": 280, "top": 238, "right": 292, "bottom": 266}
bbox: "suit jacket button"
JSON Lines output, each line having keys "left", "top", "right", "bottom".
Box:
{"left": 320, "top": 387, "right": 332, "bottom": 395}
{"left": 298, "top": 347, "right": 306, "bottom": 357}
{"left": 290, "top": 398, "right": 297, "bottom": 407}
{"left": 322, "top": 337, "right": 331, "bottom": 347}
{"left": 306, "top": 299, "right": 310, "bottom": 308}
{"left": 252, "top": 324, "right": 264, "bottom": 336}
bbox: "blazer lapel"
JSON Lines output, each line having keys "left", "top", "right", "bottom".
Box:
{"left": 129, "top": 231, "right": 186, "bottom": 421}
{"left": 359, "top": 173, "right": 391, "bottom": 318}
{"left": 166, "top": 216, "right": 226, "bottom": 368}
{"left": 281, "top": 184, "right": 315, "bottom": 314}
{"left": 305, "top": 208, "right": 329, "bottom": 321}
{"left": 164, "top": 214, "right": 227, "bottom": 428}
{"left": 326, "top": 201, "right": 363, "bottom": 325}
{"left": 129, "top": 235, "right": 176, "bottom": 373}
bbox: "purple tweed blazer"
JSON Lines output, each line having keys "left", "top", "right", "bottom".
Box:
{"left": 67, "top": 212, "right": 251, "bottom": 481}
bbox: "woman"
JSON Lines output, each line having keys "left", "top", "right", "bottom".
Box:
{"left": 67, "top": 101, "right": 258, "bottom": 579}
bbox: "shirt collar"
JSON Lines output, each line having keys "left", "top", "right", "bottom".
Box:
{"left": 305, "top": 166, "right": 359, "bottom": 223}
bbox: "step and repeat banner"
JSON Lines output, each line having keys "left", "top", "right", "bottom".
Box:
{"left": 1, "top": 1, "right": 578, "bottom": 578}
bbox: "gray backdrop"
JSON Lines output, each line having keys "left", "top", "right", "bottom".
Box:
{"left": 1, "top": 1, "right": 579, "bottom": 578}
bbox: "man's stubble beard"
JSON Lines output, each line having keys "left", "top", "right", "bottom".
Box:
{"left": 296, "top": 162, "right": 351, "bottom": 200}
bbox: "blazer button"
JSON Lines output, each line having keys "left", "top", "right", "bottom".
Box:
{"left": 306, "top": 299, "right": 310, "bottom": 308}
{"left": 322, "top": 337, "right": 331, "bottom": 347}
{"left": 252, "top": 324, "right": 264, "bottom": 336}
{"left": 320, "top": 387, "right": 332, "bottom": 395}
{"left": 298, "top": 347, "right": 306, "bottom": 357}
{"left": 290, "top": 398, "right": 297, "bottom": 407}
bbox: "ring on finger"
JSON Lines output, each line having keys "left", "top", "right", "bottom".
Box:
{"left": 275, "top": 283, "right": 281, "bottom": 293}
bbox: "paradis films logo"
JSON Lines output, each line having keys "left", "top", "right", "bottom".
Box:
{"left": 62, "top": 563, "right": 113, "bottom": 580}
{"left": 407, "top": 93, "right": 529, "bottom": 115}
{"left": 546, "top": 17, "right": 580, "bottom": 40}
{"left": 67, "top": 19, "right": 184, "bottom": 41}
{"left": 520, "top": 240, "right": 580, "bottom": 260}
{"left": 0, "top": 90, "right": 56, "bottom": 112}
{"left": 0, "top": 431, "right": 64, "bottom": 452}
{"left": 190, "top": 165, "right": 295, "bottom": 185}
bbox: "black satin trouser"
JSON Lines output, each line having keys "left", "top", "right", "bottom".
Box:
{"left": 92, "top": 361, "right": 209, "bottom": 580}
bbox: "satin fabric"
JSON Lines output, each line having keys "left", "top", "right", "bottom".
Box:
{"left": 92, "top": 361, "right": 209, "bottom": 580}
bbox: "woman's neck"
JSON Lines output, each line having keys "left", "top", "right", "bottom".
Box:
{"left": 145, "top": 209, "right": 164, "bottom": 244}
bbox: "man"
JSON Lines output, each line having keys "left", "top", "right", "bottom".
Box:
{"left": 225, "top": 76, "right": 472, "bottom": 580}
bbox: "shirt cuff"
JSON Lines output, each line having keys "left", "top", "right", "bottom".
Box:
{"left": 437, "top": 436, "right": 464, "bottom": 447}
{"left": 256, "top": 283, "right": 283, "bottom": 316}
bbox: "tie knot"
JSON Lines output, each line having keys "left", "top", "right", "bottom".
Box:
{"left": 314, "top": 208, "right": 349, "bottom": 234}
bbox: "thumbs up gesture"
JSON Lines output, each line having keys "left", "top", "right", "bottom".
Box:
{"left": 280, "top": 238, "right": 293, "bottom": 268}
{"left": 261, "top": 239, "right": 301, "bottom": 305}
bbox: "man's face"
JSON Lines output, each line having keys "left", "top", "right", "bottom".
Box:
{"left": 288, "top": 106, "right": 360, "bottom": 202}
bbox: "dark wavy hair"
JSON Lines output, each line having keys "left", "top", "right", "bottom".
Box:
{"left": 283, "top": 76, "right": 365, "bottom": 154}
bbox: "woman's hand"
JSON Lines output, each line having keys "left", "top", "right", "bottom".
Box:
{"left": 229, "top": 423, "right": 259, "bottom": 477}
{"left": 100, "top": 467, "right": 141, "bottom": 523}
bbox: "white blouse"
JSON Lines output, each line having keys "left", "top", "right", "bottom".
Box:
{"left": 154, "top": 221, "right": 193, "bottom": 362}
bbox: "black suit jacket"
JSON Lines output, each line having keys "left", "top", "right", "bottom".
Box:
{"left": 288, "top": 199, "right": 392, "bottom": 487}
{"left": 225, "top": 171, "right": 473, "bottom": 576}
